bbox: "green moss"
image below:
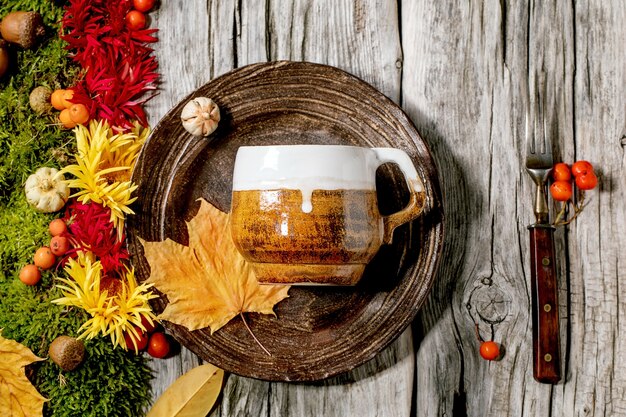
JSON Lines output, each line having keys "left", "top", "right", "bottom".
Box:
{"left": 0, "top": 2, "right": 76, "bottom": 200}
{"left": 0, "top": 2, "right": 154, "bottom": 416}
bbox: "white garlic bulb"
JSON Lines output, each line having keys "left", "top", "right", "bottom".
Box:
{"left": 180, "top": 97, "right": 221, "bottom": 137}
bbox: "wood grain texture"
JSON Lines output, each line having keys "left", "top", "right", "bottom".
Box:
{"left": 402, "top": 0, "right": 625, "bottom": 416}
{"left": 565, "top": 2, "right": 626, "bottom": 416}
{"left": 143, "top": 0, "right": 626, "bottom": 415}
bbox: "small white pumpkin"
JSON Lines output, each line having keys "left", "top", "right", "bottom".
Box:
{"left": 24, "top": 167, "right": 70, "bottom": 213}
{"left": 180, "top": 97, "right": 220, "bottom": 137}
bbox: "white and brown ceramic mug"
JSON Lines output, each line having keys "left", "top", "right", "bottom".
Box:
{"left": 230, "top": 145, "right": 426, "bottom": 286}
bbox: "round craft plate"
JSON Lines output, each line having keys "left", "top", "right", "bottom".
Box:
{"left": 127, "top": 61, "right": 443, "bottom": 381}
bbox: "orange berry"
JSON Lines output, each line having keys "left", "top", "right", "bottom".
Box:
{"left": 59, "top": 109, "right": 77, "bottom": 129}
{"left": 19, "top": 264, "right": 41, "bottom": 286}
{"left": 34, "top": 247, "right": 56, "bottom": 270}
{"left": 68, "top": 103, "right": 90, "bottom": 124}
{"left": 550, "top": 180, "right": 573, "bottom": 202}
{"left": 51, "top": 89, "right": 66, "bottom": 110}
{"left": 50, "top": 236, "right": 71, "bottom": 256}
{"left": 126, "top": 10, "right": 146, "bottom": 30}
{"left": 480, "top": 341, "right": 500, "bottom": 361}
{"left": 60, "top": 89, "right": 74, "bottom": 108}
{"left": 571, "top": 160, "right": 594, "bottom": 177}
{"left": 49, "top": 218, "right": 68, "bottom": 236}
{"left": 575, "top": 171, "right": 598, "bottom": 191}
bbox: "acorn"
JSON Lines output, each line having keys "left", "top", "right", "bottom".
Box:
{"left": 49, "top": 336, "right": 85, "bottom": 372}
{"left": 0, "top": 40, "right": 9, "bottom": 78}
{"left": 0, "top": 11, "right": 46, "bottom": 49}
{"left": 29, "top": 86, "right": 52, "bottom": 114}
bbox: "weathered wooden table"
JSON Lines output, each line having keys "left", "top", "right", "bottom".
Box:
{"left": 145, "top": 1, "right": 625, "bottom": 416}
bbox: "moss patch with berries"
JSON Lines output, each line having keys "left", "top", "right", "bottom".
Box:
{"left": 0, "top": 2, "right": 153, "bottom": 416}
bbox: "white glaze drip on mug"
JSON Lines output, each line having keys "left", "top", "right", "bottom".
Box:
{"left": 300, "top": 186, "right": 314, "bottom": 213}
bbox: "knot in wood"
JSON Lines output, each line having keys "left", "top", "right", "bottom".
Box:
{"left": 467, "top": 280, "right": 511, "bottom": 325}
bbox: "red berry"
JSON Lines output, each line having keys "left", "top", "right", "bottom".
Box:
{"left": 550, "top": 180, "right": 573, "bottom": 202}
{"left": 125, "top": 10, "right": 146, "bottom": 30}
{"left": 571, "top": 160, "right": 593, "bottom": 177}
{"left": 50, "top": 235, "right": 70, "bottom": 256}
{"left": 49, "top": 218, "right": 68, "bottom": 236}
{"left": 124, "top": 327, "right": 149, "bottom": 352}
{"left": 147, "top": 332, "right": 170, "bottom": 359}
{"left": 133, "top": 0, "right": 155, "bottom": 12}
{"left": 551, "top": 163, "right": 571, "bottom": 182}
{"left": 140, "top": 315, "right": 157, "bottom": 334}
{"left": 480, "top": 341, "right": 500, "bottom": 361}
{"left": 575, "top": 171, "right": 598, "bottom": 190}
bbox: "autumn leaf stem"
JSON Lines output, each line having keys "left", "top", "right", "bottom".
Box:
{"left": 240, "top": 313, "right": 272, "bottom": 357}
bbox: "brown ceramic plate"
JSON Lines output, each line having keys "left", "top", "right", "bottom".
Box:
{"left": 127, "top": 61, "right": 443, "bottom": 381}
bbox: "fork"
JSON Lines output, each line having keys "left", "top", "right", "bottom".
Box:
{"left": 525, "top": 92, "right": 561, "bottom": 384}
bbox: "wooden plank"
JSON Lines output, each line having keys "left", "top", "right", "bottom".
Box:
{"left": 402, "top": 0, "right": 503, "bottom": 413}
{"left": 145, "top": 0, "right": 211, "bottom": 125}
{"left": 266, "top": 0, "right": 402, "bottom": 100}
{"left": 267, "top": 333, "right": 414, "bottom": 417}
{"left": 563, "top": 1, "right": 626, "bottom": 416}
{"left": 402, "top": 0, "right": 625, "bottom": 416}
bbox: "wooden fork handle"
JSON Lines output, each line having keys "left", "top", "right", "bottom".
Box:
{"left": 529, "top": 224, "right": 561, "bottom": 384}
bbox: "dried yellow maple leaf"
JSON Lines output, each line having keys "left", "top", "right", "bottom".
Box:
{"left": 139, "top": 198, "right": 290, "bottom": 334}
{"left": 147, "top": 363, "right": 224, "bottom": 417}
{"left": 0, "top": 332, "right": 47, "bottom": 417}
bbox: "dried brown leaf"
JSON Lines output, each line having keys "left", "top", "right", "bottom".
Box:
{"left": 146, "top": 363, "right": 224, "bottom": 417}
{"left": 140, "top": 198, "right": 290, "bottom": 333}
{"left": 0, "top": 332, "right": 47, "bottom": 417}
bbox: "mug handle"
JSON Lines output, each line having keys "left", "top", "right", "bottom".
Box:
{"left": 372, "top": 148, "right": 426, "bottom": 244}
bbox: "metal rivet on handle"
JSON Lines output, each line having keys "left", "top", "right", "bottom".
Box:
{"left": 544, "top": 304, "right": 552, "bottom": 312}
{"left": 544, "top": 354, "right": 552, "bottom": 362}
{"left": 542, "top": 257, "right": 550, "bottom": 266}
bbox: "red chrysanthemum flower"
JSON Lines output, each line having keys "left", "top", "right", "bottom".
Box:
{"left": 63, "top": 200, "right": 130, "bottom": 274}
{"left": 61, "top": 0, "right": 159, "bottom": 131}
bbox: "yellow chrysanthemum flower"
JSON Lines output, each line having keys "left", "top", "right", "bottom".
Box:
{"left": 52, "top": 252, "right": 158, "bottom": 351}
{"left": 60, "top": 120, "right": 148, "bottom": 237}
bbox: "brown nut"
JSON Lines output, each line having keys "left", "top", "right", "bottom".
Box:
{"left": 0, "top": 40, "right": 9, "bottom": 78}
{"left": 0, "top": 11, "right": 46, "bottom": 49}
{"left": 48, "top": 336, "right": 85, "bottom": 372}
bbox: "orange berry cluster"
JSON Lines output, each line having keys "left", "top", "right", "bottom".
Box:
{"left": 548, "top": 160, "right": 598, "bottom": 226}
{"left": 549, "top": 160, "right": 598, "bottom": 202}
{"left": 51, "top": 88, "right": 90, "bottom": 129}
{"left": 18, "top": 219, "right": 72, "bottom": 286}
